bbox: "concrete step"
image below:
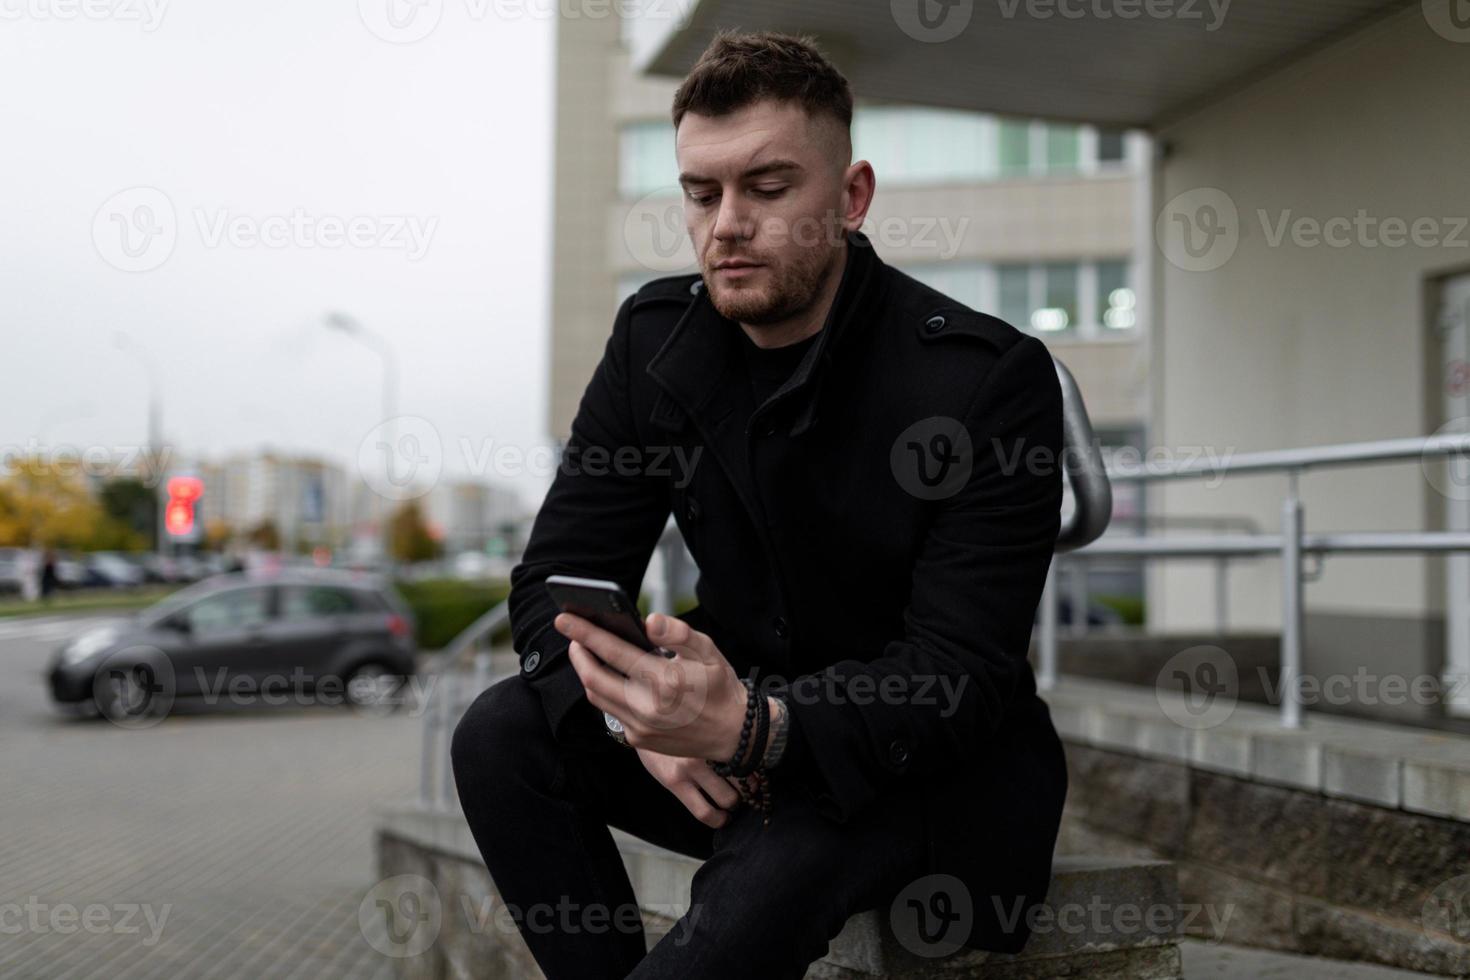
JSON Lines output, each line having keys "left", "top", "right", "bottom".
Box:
{"left": 613, "top": 830, "right": 1185, "bottom": 979}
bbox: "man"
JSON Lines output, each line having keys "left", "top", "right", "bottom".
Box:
{"left": 452, "top": 29, "right": 1068, "bottom": 979}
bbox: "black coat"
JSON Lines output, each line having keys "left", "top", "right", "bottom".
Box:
{"left": 508, "top": 229, "right": 1068, "bottom": 954}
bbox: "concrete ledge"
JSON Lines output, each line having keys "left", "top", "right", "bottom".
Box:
{"left": 376, "top": 804, "right": 1184, "bottom": 979}
{"left": 1047, "top": 677, "right": 1470, "bottom": 820}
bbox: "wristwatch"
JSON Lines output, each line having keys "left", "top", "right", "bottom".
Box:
{"left": 603, "top": 710, "right": 631, "bottom": 747}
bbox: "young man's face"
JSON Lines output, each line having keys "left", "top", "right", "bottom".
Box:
{"left": 675, "top": 99, "right": 861, "bottom": 328}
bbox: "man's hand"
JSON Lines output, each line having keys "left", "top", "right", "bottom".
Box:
{"left": 558, "top": 610, "right": 747, "bottom": 761}
{"left": 635, "top": 746, "right": 743, "bottom": 828}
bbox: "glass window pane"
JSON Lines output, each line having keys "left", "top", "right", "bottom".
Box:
{"left": 1097, "top": 129, "right": 1126, "bottom": 164}
{"left": 1044, "top": 124, "right": 1081, "bottom": 173}
{"left": 619, "top": 121, "right": 676, "bottom": 198}
{"left": 1037, "top": 262, "right": 1078, "bottom": 332}
{"left": 186, "top": 587, "right": 269, "bottom": 636}
{"left": 282, "top": 586, "right": 356, "bottom": 620}
{"left": 902, "top": 262, "right": 984, "bottom": 309}
{"left": 997, "top": 119, "right": 1030, "bottom": 176}
{"left": 997, "top": 264, "right": 1031, "bottom": 327}
{"left": 1096, "top": 260, "right": 1136, "bottom": 330}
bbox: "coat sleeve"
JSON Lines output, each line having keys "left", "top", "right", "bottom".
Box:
{"left": 780, "top": 334, "right": 1064, "bottom": 822}
{"left": 507, "top": 293, "right": 673, "bottom": 739}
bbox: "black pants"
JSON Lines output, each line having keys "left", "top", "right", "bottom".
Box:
{"left": 450, "top": 676, "right": 931, "bottom": 979}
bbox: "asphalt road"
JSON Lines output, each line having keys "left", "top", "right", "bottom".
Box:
{"left": 0, "top": 611, "right": 421, "bottom": 979}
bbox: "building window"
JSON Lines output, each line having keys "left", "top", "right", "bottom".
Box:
{"left": 997, "top": 119, "right": 1030, "bottom": 177}
{"left": 1096, "top": 128, "right": 1126, "bottom": 165}
{"left": 618, "top": 121, "right": 677, "bottom": 199}
{"left": 905, "top": 258, "right": 1136, "bottom": 340}
{"left": 1043, "top": 123, "right": 1081, "bottom": 173}
{"left": 1095, "top": 259, "right": 1137, "bottom": 330}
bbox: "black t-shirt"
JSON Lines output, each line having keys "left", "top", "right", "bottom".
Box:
{"left": 736, "top": 326, "right": 822, "bottom": 408}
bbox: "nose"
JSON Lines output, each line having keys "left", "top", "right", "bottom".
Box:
{"left": 711, "top": 192, "right": 754, "bottom": 244}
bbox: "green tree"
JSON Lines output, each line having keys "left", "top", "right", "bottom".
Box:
{"left": 389, "top": 501, "right": 439, "bottom": 563}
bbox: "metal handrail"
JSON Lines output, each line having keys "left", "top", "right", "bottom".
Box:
{"left": 1042, "top": 431, "right": 1470, "bottom": 728}
{"left": 1054, "top": 358, "right": 1113, "bottom": 552}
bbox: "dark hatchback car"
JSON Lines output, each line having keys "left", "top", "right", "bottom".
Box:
{"left": 48, "top": 568, "right": 418, "bottom": 721}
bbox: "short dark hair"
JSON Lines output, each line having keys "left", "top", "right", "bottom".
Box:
{"left": 670, "top": 29, "right": 853, "bottom": 138}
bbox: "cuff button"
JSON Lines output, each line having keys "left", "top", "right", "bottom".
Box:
{"left": 888, "top": 739, "right": 911, "bottom": 768}
{"left": 523, "top": 650, "right": 542, "bottom": 673}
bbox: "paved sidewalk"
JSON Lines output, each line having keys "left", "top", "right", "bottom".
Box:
{"left": 0, "top": 614, "right": 421, "bottom": 979}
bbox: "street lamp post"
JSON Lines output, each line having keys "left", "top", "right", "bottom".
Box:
{"left": 113, "top": 332, "right": 164, "bottom": 555}
{"left": 324, "top": 312, "right": 399, "bottom": 565}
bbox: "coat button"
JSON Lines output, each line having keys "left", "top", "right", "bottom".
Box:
{"left": 773, "top": 616, "right": 789, "bottom": 639}
{"left": 888, "top": 739, "right": 911, "bottom": 767}
{"left": 523, "top": 650, "right": 541, "bottom": 673}
{"left": 689, "top": 279, "right": 703, "bottom": 295}
{"left": 685, "top": 495, "right": 700, "bottom": 522}
{"left": 924, "top": 315, "right": 946, "bottom": 334}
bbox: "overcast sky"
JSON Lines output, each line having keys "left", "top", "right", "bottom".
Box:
{"left": 1, "top": 0, "right": 559, "bottom": 508}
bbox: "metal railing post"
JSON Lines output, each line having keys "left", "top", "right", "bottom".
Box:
{"left": 1280, "top": 475, "right": 1305, "bottom": 729}
{"left": 1214, "top": 555, "right": 1229, "bottom": 635}
{"left": 1069, "top": 558, "right": 1089, "bottom": 638}
{"left": 1038, "top": 561, "right": 1059, "bottom": 690}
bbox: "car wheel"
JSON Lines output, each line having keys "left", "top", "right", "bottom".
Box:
{"left": 93, "top": 664, "right": 156, "bottom": 722}
{"left": 344, "top": 663, "right": 404, "bottom": 716}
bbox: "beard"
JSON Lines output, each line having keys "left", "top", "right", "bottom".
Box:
{"left": 703, "top": 243, "right": 835, "bottom": 326}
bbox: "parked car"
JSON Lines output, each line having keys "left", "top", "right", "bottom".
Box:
{"left": 0, "top": 548, "right": 32, "bottom": 595}
{"left": 87, "top": 552, "right": 148, "bottom": 588}
{"left": 48, "top": 567, "right": 418, "bottom": 721}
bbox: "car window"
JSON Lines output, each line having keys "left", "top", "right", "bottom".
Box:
{"left": 184, "top": 587, "right": 270, "bottom": 636}
{"left": 280, "top": 585, "right": 358, "bottom": 621}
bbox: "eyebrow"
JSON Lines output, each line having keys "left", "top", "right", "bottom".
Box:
{"left": 677, "top": 159, "right": 804, "bottom": 188}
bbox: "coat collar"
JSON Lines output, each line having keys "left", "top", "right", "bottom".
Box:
{"left": 645, "top": 228, "right": 886, "bottom": 440}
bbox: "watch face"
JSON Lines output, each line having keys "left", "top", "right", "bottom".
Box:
{"left": 603, "top": 711, "right": 625, "bottom": 735}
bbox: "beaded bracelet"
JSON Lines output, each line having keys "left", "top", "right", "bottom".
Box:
{"left": 709, "top": 678, "right": 757, "bottom": 778}
{"left": 707, "top": 680, "right": 774, "bottom": 826}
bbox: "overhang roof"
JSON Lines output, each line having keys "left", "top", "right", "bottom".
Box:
{"left": 635, "top": 0, "right": 1411, "bottom": 129}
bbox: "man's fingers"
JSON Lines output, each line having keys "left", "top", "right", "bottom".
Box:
{"left": 645, "top": 613, "right": 713, "bottom": 662}
{"left": 674, "top": 783, "right": 729, "bottom": 829}
{"left": 692, "top": 765, "right": 742, "bottom": 811}
{"left": 555, "top": 612, "right": 648, "bottom": 677}
{"left": 567, "top": 639, "right": 631, "bottom": 716}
